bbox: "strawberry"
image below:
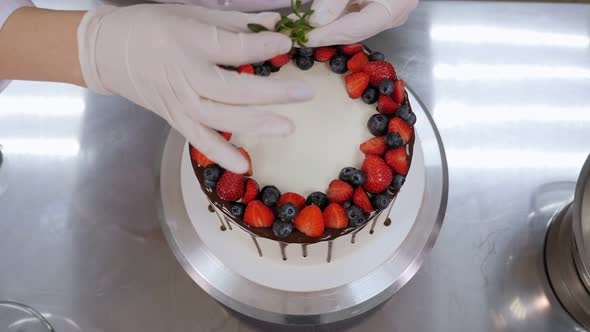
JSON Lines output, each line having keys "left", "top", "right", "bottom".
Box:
{"left": 388, "top": 118, "right": 413, "bottom": 144}
{"left": 392, "top": 80, "right": 405, "bottom": 104}
{"left": 242, "top": 178, "right": 259, "bottom": 204}
{"left": 216, "top": 171, "right": 245, "bottom": 201}
{"left": 353, "top": 187, "right": 373, "bottom": 213}
{"left": 377, "top": 94, "right": 400, "bottom": 115}
{"left": 277, "top": 192, "right": 306, "bottom": 211}
{"left": 347, "top": 52, "right": 368, "bottom": 73}
{"left": 385, "top": 147, "right": 409, "bottom": 175}
{"left": 340, "top": 43, "right": 364, "bottom": 55}
{"left": 269, "top": 53, "right": 291, "bottom": 68}
{"left": 363, "top": 61, "right": 396, "bottom": 86}
{"left": 361, "top": 155, "right": 393, "bottom": 193}
{"left": 344, "top": 72, "right": 370, "bottom": 99}
{"left": 244, "top": 200, "right": 274, "bottom": 227}
{"left": 237, "top": 147, "right": 252, "bottom": 176}
{"left": 237, "top": 64, "right": 254, "bottom": 74}
{"left": 190, "top": 145, "right": 213, "bottom": 167}
{"left": 219, "top": 131, "right": 232, "bottom": 141}
{"left": 294, "top": 205, "right": 325, "bottom": 237}
{"left": 314, "top": 47, "right": 337, "bottom": 62}
{"left": 323, "top": 203, "right": 348, "bottom": 229}
{"left": 360, "top": 136, "right": 386, "bottom": 156}
{"left": 327, "top": 179, "right": 354, "bottom": 203}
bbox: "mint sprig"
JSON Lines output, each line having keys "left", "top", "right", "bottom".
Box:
{"left": 248, "top": 0, "right": 314, "bottom": 48}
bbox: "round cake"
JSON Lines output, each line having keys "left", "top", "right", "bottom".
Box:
{"left": 188, "top": 44, "right": 416, "bottom": 263}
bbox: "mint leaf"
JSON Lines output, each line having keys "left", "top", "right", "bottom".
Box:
{"left": 247, "top": 23, "right": 269, "bottom": 33}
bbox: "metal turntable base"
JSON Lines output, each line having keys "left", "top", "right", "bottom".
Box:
{"left": 158, "top": 89, "right": 448, "bottom": 325}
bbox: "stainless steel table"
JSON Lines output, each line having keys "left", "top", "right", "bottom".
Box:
{"left": 1, "top": 1, "right": 589, "bottom": 331}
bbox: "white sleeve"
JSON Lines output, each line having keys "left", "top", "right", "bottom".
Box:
{"left": 0, "top": 0, "right": 35, "bottom": 94}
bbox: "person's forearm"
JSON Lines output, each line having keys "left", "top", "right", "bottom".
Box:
{"left": 0, "top": 7, "right": 85, "bottom": 86}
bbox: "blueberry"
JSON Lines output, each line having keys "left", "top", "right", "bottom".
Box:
{"left": 254, "top": 63, "right": 272, "bottom": 76}
{"left": 330, "top": 54, "right": 348, "bottom": 74}
{"left": 349, "top": 170, "right": 366, "bottom": 187}
{"left": 261, "top": 185, "right": 281, "bottom": 207}
{"left": 371, "top": 193, "right": 391, "bottom": 210}
{"left": 306, "top": 191, "right": 329, "bottom": 210}
{"left": 396, "top": 105, "right": 416, "bottom": 126}
{"left": 229, "top": 202, "right": 246, "bottom": 218}
{"left": 368, "top": 51, "right": 385, "bottom": 62}
{"left": 295, "top": 56, "right": 314, "bottom": 70}
{"left": 297, "top": 47, "right": 314, "bottom": 57}
{"left": 346, "top": 205, "right": 366, "bottom": 227}
{"left": 273, "top": 221, "right": 294, "bottom": 238}
{"left": 386, "top": 132, "right": 404, "bottom": 149}
{"left": 367, "top": 114, "right": 389, "bottom": 136}
{"left": 252, "top": 61, "right": 266, "bottom": 67}
{"left": 379, "top": 79, "right": 394, "bottom": 95}
{"left": 203, "top": 165, "right": 222, "bottom": 188}
{"left": 391, "top": 174, "right": 406, "bottom": 190}
{"left": 270, "top": 65, "right": 281, "bottom": 73}
{"left": 278, "top": 203, "right": 298, "bottom": 222}
{"left": 361, "top": 86, "right": 379, "bottom": 104}
{"left": 339, "top": 167, "right": 357, "bottom": 182}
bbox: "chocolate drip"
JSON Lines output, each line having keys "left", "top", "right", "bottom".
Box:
{"left": 327, "top": 241, "right": 333, "bottom": 263}
{"left": 279, "top": 243, "right": 288, "bottom": 261}
{"left": 384, "top": 218, "right": 392, "bottom": 226}
{"left": 302, "top": 244, "right": 308, "bottom": 258}
{"left": 251, "top": 235, "right": 262, "bottom": 257}
{"left": 223, "top": 216, "right": 233, "bottom": 230}
{"left": 369, "top": 218, "right": 378, "bottom": 235}
{"left": 208, "top": 205, "right": 215, "bottom": 213}
{"left": 208, "top": 202, "right": 227, "bottom": 231}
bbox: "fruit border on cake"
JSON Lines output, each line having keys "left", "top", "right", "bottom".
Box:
{"left": 189, "top": 43, "right": 416, "bottom": 244}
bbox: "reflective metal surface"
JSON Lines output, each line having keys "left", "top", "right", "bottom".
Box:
{"left": 574, "top": 154, "right": 590, "bottom": 292}
{"left": 1, "top": 1, "right": 590, "bottom": 331}
{"left": 158, "top": 88, "right": 447, "bottom": 325}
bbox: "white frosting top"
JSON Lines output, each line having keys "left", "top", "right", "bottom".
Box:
{"left": 232, "top": 62, "right": 374, "bottom": 195}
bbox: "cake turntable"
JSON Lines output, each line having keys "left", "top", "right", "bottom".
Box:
{"left": 158, "top": 88, "right": 448, "bottom": 325}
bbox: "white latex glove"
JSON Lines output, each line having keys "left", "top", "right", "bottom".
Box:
{"left": 307, "top": 0, "right": 418, "bottom": 47}
{"left": 150, "top": 0, "right": 309, "bottom": 12}
{"left": 78, "top": 4, "right": 313, "bottom": 173}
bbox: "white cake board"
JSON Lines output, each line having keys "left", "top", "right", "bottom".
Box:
{"left": 159, "top": 89, "right": 448, "bottom": 324}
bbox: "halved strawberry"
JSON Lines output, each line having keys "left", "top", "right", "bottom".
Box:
{"left": 347, "top": 52, "right": 369, "bottom": 73}
{"left": 314, "top": 47, "right": 337, "bottom": 62}
{"left": 237, "top": 147, "right": 252, "bottom": 176}
{"left": 392, "top": 80, "right": 405, "bottom": 104}
{"left": 340, "top": 43, "right": 364, "bottom": 55}
{"left": 294, "top": 205, "right": 325, "bottom": 237}
{"left": 277, "top": 192, "right": 306, "bottom": 211}
{"left": 237, "top": 64, "right": 254, "bottom": 74}
{"left": 344, "top": 72, "right": 370, "bottom": 99}
{"left": 323, "top": 203, "right": 348, "bottom": 229}
{"left": 377, "top": 94, "right": 400, "bottom": 115}
{"left": 385, "top": 147, "right": 409, "bottom": 175}
{"left": 190, "top": 145, "right": 213, "bottom": 167}
{"left": 269, "top": 53, "right": 291, "bottom": 68}
{"left": 216, "top": 171, "right": 245, "bottom": 201}
{"left": 219, "top": 131, "right": 232, "bottom": 141}
{"left": 360, "top": 136, "right": 386, "bottom": 156}
{"left": 361, "top": 155, "right": 393, "bottom": 194}
{"left": 327, "top": 179, "right": 353, "bottom": 203}
{"left": 363, "top": 61, "right": 396, "bottom": 86}
{"left": 353, "top": 187, "right": 373, "bottom": 213}
{"left": 388, "top": 118, "right": 413, "bottom": 144}
{"left": 244, "top": 200, "right": 274, "bottom": 227}
{"left": 242, "top": 178, "right": 259, "bottom": 204}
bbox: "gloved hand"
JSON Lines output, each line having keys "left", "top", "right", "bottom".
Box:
{"left": 306, "top": 0, "right": 418, "bottom": 47}
{"left": 77, "top": 4, "right": 313, "bottom": 173}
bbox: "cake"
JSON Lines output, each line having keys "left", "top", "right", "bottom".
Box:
{"left": 188, "top": 44, "right": 416, "bottom": 263}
